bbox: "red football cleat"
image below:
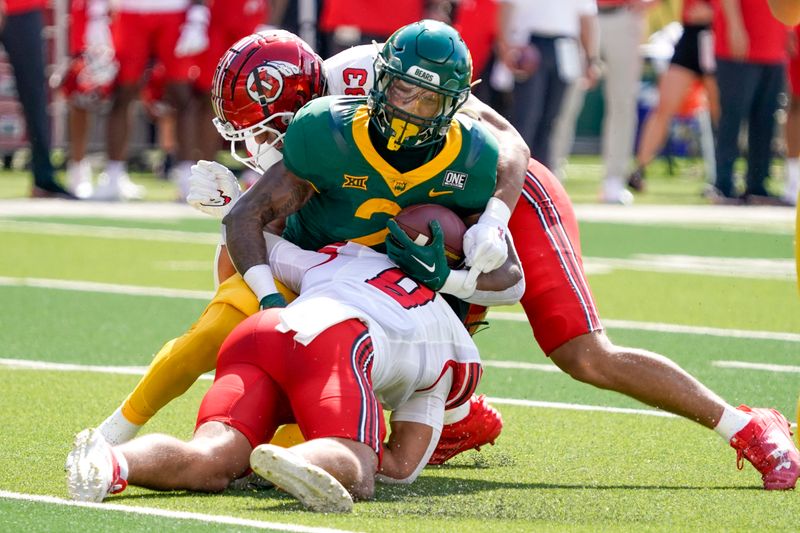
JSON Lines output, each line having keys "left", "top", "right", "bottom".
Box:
{"left": 428, "top": 394, "right": 502, "bottom": 465}
{"left": 729, "top": 405, "right": 800, "bottom": 490}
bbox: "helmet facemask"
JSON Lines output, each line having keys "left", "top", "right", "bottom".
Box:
{"left": 367, "top": 20, "right": 473, "bottom": 151}
{"left": 213, "top": 113, "right": 288, "bottom": 174}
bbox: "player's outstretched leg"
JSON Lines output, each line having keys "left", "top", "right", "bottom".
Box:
{"left": 428, "top": 394, "right": 503, "bottom": 465}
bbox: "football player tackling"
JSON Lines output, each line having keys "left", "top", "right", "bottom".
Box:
{"left": 67, "top": 230, "right": 486, "bottom": 512}
{"left": 86, "top": 24, "right": 524, "bottom": 460}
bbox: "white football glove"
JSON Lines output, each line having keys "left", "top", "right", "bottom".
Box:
{"left": 174, "top": 5, "right": 210, "bottom": 57}
{"left": 463, "top": 197, "right": 511, "bottom": 274}
{"left": 187, "top": 160, "right": 241, "bottom": 218}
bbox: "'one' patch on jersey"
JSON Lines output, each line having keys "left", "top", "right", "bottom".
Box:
{"left": 443, "top": 170, "right": 468, "bottom": 189}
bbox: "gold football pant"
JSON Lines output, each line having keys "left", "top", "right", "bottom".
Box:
{"left": 120, "top": 273, "right": 295, "bottom": 426}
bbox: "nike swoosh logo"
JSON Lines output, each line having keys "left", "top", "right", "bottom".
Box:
{"left": 412, "top": 255, "right": 436, "bottom": 272}
{"left": 429, "top": 188, "right": 453, "bottom": 197}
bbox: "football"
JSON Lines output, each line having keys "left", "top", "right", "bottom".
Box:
{"left": 394, "top": 204, "right": 466, "bottom": 267}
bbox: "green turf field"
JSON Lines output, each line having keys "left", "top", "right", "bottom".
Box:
{"left": 1, "top": 163, "right": 799, "bottom": 532}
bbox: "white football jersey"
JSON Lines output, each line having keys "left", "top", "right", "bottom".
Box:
{"left": 323, "top": 45, "right": 380, "bottom": 97}
{"left": 264, "top": 234, "right": 480, "bottom": 431}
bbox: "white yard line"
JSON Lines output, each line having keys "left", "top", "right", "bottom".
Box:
{"left": 0, "top": 276, "right": 215, "bottom": 300}
{"left": 0, "top": 219, "right": 219, "bottom": 244}
{"left": 3, "top": 358, "right": 797, "bottom": 427}
{"left": 488, "top": 311, "right": 800, "bottom": 343}
{"left": 487, "top": 397, "right": 676, "bottom": 418}
{"left": 0, "top": 490, "right": 359, "bottom": 533}
{"left": 2, "top": 276, "right": 797, "bottom": 342}
{"left": 583, "top": 255, "right": 795, "bottom": 280}
{"left": 1, "top": 200, "right": 793, "bottom": 230}
{"left": 712, "top": 361, "right": 800, "bottom": 373}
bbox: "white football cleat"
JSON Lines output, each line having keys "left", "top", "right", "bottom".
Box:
{"left": 250, "top": 444, "right": 353, "bottom": 513}
{"left": 65, "top": 428, "right": 127, "bottom": 502}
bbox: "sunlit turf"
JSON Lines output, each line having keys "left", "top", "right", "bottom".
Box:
{"left": 2, "top": 181, "right": 799, "bottom": 531}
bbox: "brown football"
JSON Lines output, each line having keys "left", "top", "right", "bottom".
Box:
{"left": 394, "top": 204, "right": 467, "bottom": 267}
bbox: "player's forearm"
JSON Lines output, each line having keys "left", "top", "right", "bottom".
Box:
{"left": 377, "top": 421, "right": 435, "bottom": 484}
{"left": 463, "top": 95, "right": 529, "bottom": 213}
{"left": 474, "top": 234, "right": 523, "bottom": 293}
{"left": 222, "top": 168, "right": 311, "bottom": 275}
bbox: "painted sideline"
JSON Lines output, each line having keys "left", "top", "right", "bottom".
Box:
{"left": 2, "top": 276, "right": 797, "bottom": 343}
{"left": 0, "top": 490, "right": 358, "bottom": 533}
{"left": 5, "top": 358, "right": 799, "bottom": 425}
{"left": 1, "top": 200, "right": 793, "bottom": 230}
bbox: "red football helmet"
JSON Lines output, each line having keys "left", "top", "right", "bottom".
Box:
{"left": 211, "top": 30, "right": 326, "bottom": 173}
{"left": 51, "top": 46, "right": 118, "bottom": 109}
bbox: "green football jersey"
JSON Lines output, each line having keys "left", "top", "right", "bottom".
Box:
{"left": 281, "top": 95, "right": 499, "bottom": 252}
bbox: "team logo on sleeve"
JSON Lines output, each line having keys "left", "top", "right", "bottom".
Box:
{"left": 442, "top": 170, "right": 468, "bottom": 189}
{"left": 343, "top": 175, "right": 369, "bottom": 190}
{"left": 246, "top": 61, "right": 301, "bottom": 106}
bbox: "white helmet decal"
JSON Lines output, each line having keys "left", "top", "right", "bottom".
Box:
{"left": 246, "top": 61, "right": 302, "bottom": 106}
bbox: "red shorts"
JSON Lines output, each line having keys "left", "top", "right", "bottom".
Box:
{"left": 196, "top": 311, "right": 385, "bottom": 461}
{"left": 111, "top": 11, "right": 197, "bottom": 84}
{"left": 790, "top": 27, "right": 800, "bottom": 98}
{"left": 509, "top": 159, "right": 602, "bottom": 354}
{"left": 69, "top": 0, "right": 87, "bottom": 56}
{"left": 194, "top": 0, "right": 265, "bottom": 92}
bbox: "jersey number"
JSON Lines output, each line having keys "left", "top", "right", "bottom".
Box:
{"left": 342, "top": 68, "right": 368, "bottom": 96}
{"left": 366, "top": 268, "right": 435, "bottom": 309}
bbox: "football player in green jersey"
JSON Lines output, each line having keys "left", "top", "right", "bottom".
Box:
{"left": 225, "top": 19, "right": 523, "bottom": 307}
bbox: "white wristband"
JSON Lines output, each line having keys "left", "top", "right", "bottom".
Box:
{"left": 243, "top": 264, "right": 278, "bottom": 302}
{"left": 440, "top": 269, "right": 477, "bottom": 299}
{"left": 480, "top": 197, "right": 512, "bottom": 227}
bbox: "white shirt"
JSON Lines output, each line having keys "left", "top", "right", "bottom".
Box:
{"left": 324, "top": 44, "right": 380, "bottom": 97}
{"left": 501, "top": 0, "right": 597, "bottom": 39}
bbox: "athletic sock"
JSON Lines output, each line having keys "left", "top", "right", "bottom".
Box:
{"left": 714, "top": 405, "right": 752, "bottom": 442}
{"left": 98, "top": 407, "right": 142, "bottom": 446}
{"left": 784, "top": 158, "right": 800, "bottom": 203}
{"left": 443, "top": 401, "right": 471, "bottom": 425}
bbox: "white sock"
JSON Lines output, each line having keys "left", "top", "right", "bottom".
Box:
{"left": 97, "top": 407, "right": 142, "bottom": 446}
{"left": 105, "top": 160, "right": 125, "bottom": 185}
{"left": 714, "top": 405, "right": 752, "bottom": 442}
{"left": 112, "top": 448, "right": 129, "bottom": 481}
{"left": 442, "top": 401, "right": 471, "bottom": 425}
{"left": 784, "top": 158, "right": 800, "bottom": 202}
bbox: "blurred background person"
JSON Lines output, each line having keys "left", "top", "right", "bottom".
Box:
{"left": 627, "top": 0, "right": 717, "bottom": 193}
{"left": 1, "top": 0, "right": 73, "bottom": 198}
{"left": 710, "top": 0, "right": 788, "bottom": 204}
{"left": 189, "top": 0, "right": 272, "bottom": 191}
{"left": 597, "top": 0, "right": 659, "bottom": 204}
{"left": 50, "top": 0, "right": 118, "bottom": 199}
{"left": 497, "top": 0, "right": 599, "bottom": 170}
{"left": 544, "top": 1, "right": 601, "bottom": 181}
{"left": 94, "top": 0, "right": 209, "bottom": 201}
{"left": 781, "top": 25, "right": 800, "bottom": 207}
